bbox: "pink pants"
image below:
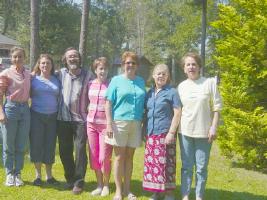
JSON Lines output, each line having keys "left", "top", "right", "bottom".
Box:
{"left": 87, "top": 122, "right": 113, "bottom": 174}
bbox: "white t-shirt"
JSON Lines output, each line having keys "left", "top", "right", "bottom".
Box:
{"left": 177, "top": 77, "right": 222, "bottom": 138}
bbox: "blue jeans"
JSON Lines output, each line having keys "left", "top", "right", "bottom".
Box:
{"left": 1, "top": 100, "right": 30, "bottom": 175}
{"left": 178, "top": 134, "right": 212, "bottom": 199}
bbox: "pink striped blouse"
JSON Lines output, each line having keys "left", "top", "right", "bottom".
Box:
{"left": 87, "top": 79, "right": 109, "bottom": 124}
{"left": 0, "top": 66, "right": 31, "bottom": 102}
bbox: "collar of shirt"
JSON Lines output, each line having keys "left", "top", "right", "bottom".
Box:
{"left": 91, "top": 79, "right": 109, "bottom": 85}
{"left": 66, "top": 67, "right": 83, "bottom": 79}
{"left": 151, "top": 84, "right": 171, "bottom": 93}
{"left": 10, "top": 65, "right": 25, "bottom": 74}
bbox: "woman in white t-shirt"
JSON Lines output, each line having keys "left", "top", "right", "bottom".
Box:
{"left": 177, "top": 52, "right": 222, "bottom": 200}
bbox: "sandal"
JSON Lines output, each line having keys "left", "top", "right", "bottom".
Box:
{"left": 113, "top": 195, "right": 122, "bottom": 200}
{"left": 127, "top": 193, "right": 137, "bottom": 200}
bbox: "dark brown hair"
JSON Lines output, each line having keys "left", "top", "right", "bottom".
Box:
{"left": 32, "top": 54, "right": 55, "bottom": 75}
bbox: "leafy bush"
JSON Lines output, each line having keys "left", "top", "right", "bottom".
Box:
{"left": 211, "top": 0, "right": 267, "bottom": 170}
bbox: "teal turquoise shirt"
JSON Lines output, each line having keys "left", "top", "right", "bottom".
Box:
{"left": 106, "top": 74, "right": 146, "bottom": 121}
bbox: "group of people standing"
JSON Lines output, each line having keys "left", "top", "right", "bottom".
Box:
{"left": 0, "top": 46, "right": 222, "bottom": 200}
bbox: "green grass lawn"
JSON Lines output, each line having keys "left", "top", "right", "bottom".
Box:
{"left": 0, "top": 142, "right": 266, "bottom": 200}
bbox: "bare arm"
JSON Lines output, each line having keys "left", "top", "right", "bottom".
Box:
{"left": 141, "top": 110, "right": 148, "bottom": 141}
{"left": 0, "top": 73, "right": 8, "bottom": 123}
{"left": 208, "top": 111, "right": 220, "bottom": 143}
{"left": 165, "top": 107, "right": 182, "bottom": 144}
{"left": 0, "top": 94, "right": 6, "bottom": 123}
{"left": 105, "top": 100, "right": 113, "bottom": 138}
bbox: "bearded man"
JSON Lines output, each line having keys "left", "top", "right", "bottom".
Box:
{"left": 57, "top": 47, "right": 94, "bottom": 194}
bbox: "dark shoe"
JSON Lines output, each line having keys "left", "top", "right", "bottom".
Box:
{"left": 72, "top": 185, "right": 83, "bottom": 195}
{"left": 47, "top": 177, "right": 59, "bottom": 185}
{"left": 64, "top": 182, "right": 74, "bottom": 190}
{"left": 33, "top": 178, "right": 42, "bottom": 186}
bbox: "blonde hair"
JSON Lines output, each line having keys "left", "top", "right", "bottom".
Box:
{"left": 153, "top": 63, "right": 171, "bottom": 84}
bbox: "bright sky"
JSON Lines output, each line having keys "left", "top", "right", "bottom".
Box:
{"left": 73, "top": 0, "right": 82, "bottom": 4}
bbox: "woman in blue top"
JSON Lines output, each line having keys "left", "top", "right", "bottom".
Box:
{"left": 30, "top": 54, "right": 60, "bottom": 186}
{"left": 143, "top": 64, "right": 181, "bottom": 200}
{"left": 105, "top": 51, "right": 146, "bottom": 200}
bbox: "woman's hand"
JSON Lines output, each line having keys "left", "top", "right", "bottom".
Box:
{"left": 208, "top": 126, "right": 217, "bottom": 143}
{"left": 106, "top": 123, "right": 113, "bottom": 138}
{"left": 165, "top": 132, "right": 176, "bottom": 145}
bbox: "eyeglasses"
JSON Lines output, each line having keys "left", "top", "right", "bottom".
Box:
{"left": 125, "top": 61, "right": 136, "bottom": 65}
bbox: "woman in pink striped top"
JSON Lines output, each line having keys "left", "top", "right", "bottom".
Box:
{"left": 0, "top": 47, "right": 31, "bottom": 187}
{"left": 87, "top": 57, "right": 112, "bottom": 196}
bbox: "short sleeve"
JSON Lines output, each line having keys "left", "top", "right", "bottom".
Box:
{"left": 105, "top": 77, "right": 117, "bottom": 103}
{"left": 209, "top": 77, "right": 223, "bottom": 111}
{"left": 171, "top": 88, "right": 181, "bottom": 108}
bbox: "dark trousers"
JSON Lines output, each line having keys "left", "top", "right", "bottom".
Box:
{"left": 57, "top": 121, "right": 88, "bottom": 188}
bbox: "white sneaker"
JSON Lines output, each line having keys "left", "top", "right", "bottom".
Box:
{"left": 101, "top": 186, "right": 109, "bottom": 196}
{"left": 91, "top": 187, "right": 102, "bottom": 196}
{"left": 14, "top": 174, "right": 24, "bottom": 186}
{"left": 5, "top": 174, "right": 15, "bottom": 186}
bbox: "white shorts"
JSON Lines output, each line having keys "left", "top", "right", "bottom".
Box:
{"left": 105, "top": 120, "right": 142, "bottom": 148}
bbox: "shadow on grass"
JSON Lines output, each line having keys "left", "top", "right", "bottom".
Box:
{"left": 24, "top": 180, "right": 100, "bottom": 192}
{"left": 96, "top": 179, "right": 267, "bottom": 200}
{"left": 204, "top": 188, "right": 267, "bottom": 200}
{"left": 231, "top": 161, "right": 267, "bottom": 174}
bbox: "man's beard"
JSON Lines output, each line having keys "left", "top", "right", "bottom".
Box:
{"left": 68, "top": 64, "right": 79, "bottom": 70}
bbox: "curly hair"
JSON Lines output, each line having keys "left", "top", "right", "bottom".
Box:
{"left": 92, "top": 57, "right": 109, "bottom": 72}
{"left": 121, "top": 51, "right": 139, "bottom": 66}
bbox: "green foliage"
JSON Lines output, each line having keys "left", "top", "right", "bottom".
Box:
{"left": 218, "top": 107, "right": 267, "bottom": 169}
{"left": 211, "top": 0, "right": 267, "bottom": 170}
{"left": 143, "top": 0, "right": 203, "bottom": 64}
{"left": 87, "top": 1, "right": 126, "bottom": 64}
{"left": 169, "top": 3, "right": 202, "bottom": 57}
{"left": 40, "top": 1, "right": 81, "bottom": 63}
{"left": 0, "top": 0, "right": 30, "bottom": 59}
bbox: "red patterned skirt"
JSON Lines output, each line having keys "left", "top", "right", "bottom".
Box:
{"left": 143, "top": 133, "right": 176, "bottom": 192}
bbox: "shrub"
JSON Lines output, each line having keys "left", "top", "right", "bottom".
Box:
{"left": 211, "top": 0, "right": 267, "bottom": 170}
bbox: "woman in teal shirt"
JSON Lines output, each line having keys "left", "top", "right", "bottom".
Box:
{"left": 105, "top": 51, "right": 146, "bottom": 200}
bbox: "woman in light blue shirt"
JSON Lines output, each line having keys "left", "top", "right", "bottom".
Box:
{"left": 105, "top": 51, "right": 146, "bottom": 200}
{"left": 30, "top": 54, "right": 60, "bottom": 186}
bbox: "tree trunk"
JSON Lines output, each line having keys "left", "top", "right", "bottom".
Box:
{"left": 200, "top": 0, "right": 207, "bottom": 75}
{"left": 30, "top": 0, "right": 40, "bottom": 69}
{"left": 79, "top": 0, "right": 90, "bottom": 67}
